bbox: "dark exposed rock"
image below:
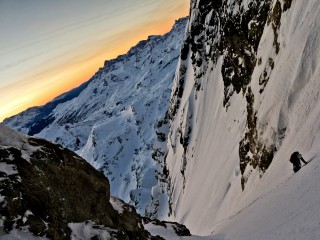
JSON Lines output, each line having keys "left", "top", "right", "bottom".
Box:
{"left": 142, "top": 217, "right": 191, "bottom": 237}
{"left": 259, "top": 58, "right": 275, "bottom": 93}
{"left": 238, "top": 88, "right": 276, "bottom": 190}
{"left": 0, "top": 125, "right": 150, "bottom": 239}
{"left": 174, "top": 0, "right": 273, "bottom": 109}
{"left": 267, "top": 0, "right": 282, "bottom": 54}
{"left": 282, "top": 0, "right": 293, "bottom": 12}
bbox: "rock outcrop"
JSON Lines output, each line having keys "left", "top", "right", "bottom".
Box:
{"left": 0, "top": 124, "right": 151, "bottom": 239}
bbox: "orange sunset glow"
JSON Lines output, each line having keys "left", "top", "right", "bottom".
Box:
{"left": 0, "top": 0, "right": 189, "bottom": 121}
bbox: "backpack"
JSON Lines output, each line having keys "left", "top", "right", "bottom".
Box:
{"left": 290, "top": 152, "right": 299, "bottom": 163}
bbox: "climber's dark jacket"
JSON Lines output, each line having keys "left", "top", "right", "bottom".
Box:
{"left": 290, "top": 151, "right": 307, "bottom": 172}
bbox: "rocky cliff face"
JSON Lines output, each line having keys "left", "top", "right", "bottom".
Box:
{"left": 4, "top": 18, "right": 188, "bottom": 218}
{"left": 168, "top": 0, "right": 286, "bottom": 192}
{"left": 165, "top": 0, "right": 320, "bottom": 236}
{"left": 0, "top": 124, "right": 150, "bottom": 239}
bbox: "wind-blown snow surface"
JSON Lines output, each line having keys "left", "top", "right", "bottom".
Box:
{"left": 4, "top": 18, "right": 188, "bottom": 217}
{"left": 165, "top": 0, "right": 320, "bottom": 239}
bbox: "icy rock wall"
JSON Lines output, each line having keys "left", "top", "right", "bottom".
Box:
{"left": 165, "top": 0, "right": 320, "bottom": 234}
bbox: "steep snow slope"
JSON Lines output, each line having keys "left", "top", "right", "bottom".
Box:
{"left": 4, "top": 18, "right": 188, "bottom": 217}
{"left": 165, "top": 0, "right": 320, "bottom": 238}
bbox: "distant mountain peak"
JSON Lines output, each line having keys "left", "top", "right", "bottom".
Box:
{"left": 4, "top": 18, "right": 188, "bottom": 218}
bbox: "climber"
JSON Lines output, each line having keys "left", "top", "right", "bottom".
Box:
{"left": 289, "top": 151, "right": 307, "bottom": 173}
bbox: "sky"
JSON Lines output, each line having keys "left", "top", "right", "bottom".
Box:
{"left": 0, "top": 0, "right": 189, "bottom": 122}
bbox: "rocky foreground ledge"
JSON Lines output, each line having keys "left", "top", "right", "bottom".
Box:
{"left": 0, "top": 124, "right": 190, "bottom": 239}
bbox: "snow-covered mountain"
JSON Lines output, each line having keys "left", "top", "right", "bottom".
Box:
{"left": 4, "top": 17, "right": 188, "bottom": 217}
{"left": 164, "top": 0, "right": 320, "bottom": 239}
{"left": 0, "top": 123, "right": 196, "bottom": 239}
{"left": 4, "top": 0, "right": 320, "bottom": 239}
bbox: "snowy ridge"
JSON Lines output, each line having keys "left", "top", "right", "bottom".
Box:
{"left": 4, "top": 18, "right": 188, "bottom": 217}
{"left": 0, "top": 124, "right": 40, "bottom": 162}
{"left": 165, "top": 0, "right": 320, "bottom": 239}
